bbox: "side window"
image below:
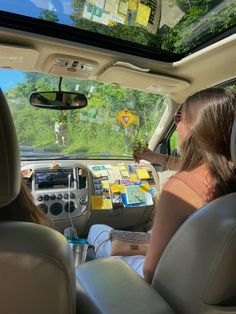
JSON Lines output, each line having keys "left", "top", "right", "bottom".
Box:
{"left": 220, "top": 80, "right": 236, "bottom": 91}
{"left": 169, "top": 129, "right": 178, "bottom": 156}
{"left": 168, "top": 81, "right": 236, "bottom": 157}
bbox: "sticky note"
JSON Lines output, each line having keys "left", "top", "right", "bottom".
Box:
{"left": 120, "top": 170, "right": 130, "bottom": 178}
{"left": 110, "top": 184, "right": 120, "bottom": 193}
{"left": 105, "top": 0, "right": 119, "bottom": 13}
{"left": 97, "top": 165, "right": 107, "bottom": 170}
{"left": 101, "top": 180, "right": 110, "bottom": 189}
{"left": 139, "top": 183, "right": 150, "bottom": 192}
{"left": 103, "top": 199, "right": 113, "bottom": 209}
{"left": 108, "top": 169, "right": 122, "bottom": 181}
{"left": 135, "top": 3, "right": 151, "bottom": 26}
{"left": 119, "top": 164, "right": 127, "bottom": 171}
{"left": 118, "top": 1, "right": 128, "bottom": 15}
{"left": 100, "top": 170, "right": 108, "bottom": 177}
{"left": 91, "top": 196, "right": 104, "bottom": 209}
{"left": 111, "top": 184, "right": 126, "bottom": 193}
{"left": 92, "top": 170, "right": 101, "bottom": 178}
{"left": 136, "top": 168, "right": 150, "bottom": 180}
{"left": 130, "top": 174, "right": 138, "bottom": 182}
{"left": 117, "top": 184, "right": 126, "bottom": 193}
{"left": 128, "top": 0, "right": 138, "bottom": 10}
{"left": 95, "top": 0, "right": 105, "bottom": 9}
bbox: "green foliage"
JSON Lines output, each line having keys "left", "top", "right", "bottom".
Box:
{"left": 39, "top": 9, "right": 59, "bottom": 22}
{"left": 170, "top": 130, "right": 178, "bottom": 154}
{"left": 7, "top": 72, "right": 168, "bottom": 157}
{"left": 69, "top": 0, "right": 235, "bottom": 53}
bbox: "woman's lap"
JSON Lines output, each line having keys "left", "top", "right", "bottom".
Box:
{"left": 87, "top": 224, "right": 145, "bottom": 277}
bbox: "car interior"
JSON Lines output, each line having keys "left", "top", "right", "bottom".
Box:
{"left": 0, "top": 1, "right": 235, "bottom": 313}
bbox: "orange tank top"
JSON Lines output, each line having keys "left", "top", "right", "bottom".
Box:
{"left": 170, "top": 164, "right": 214, "bottom": 206}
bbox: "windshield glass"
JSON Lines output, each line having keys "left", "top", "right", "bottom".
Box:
{"left": 1, "top": 69, "right": 168, "bottom": 159}
{"left": 0, "top": 0, "right": 235, "bottom": 54}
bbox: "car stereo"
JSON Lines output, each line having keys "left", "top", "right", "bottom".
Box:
{"left": 35, "top": 168, "right": 74, "bottom": 190}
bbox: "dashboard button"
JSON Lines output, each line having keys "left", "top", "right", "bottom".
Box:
{"left": 50, "top": 194, "right": 56, "bottom": 200}
{"left": 79, "top": 195, "right": 87, "bottom": 205}
{"left": 65, "top": 201, "right": 75, "bottom": 213}
{"left": 50, "top": 203, "right": 63, "bottom": 216}
{"left": 43, "top": 195, "right": 49, "bottom": 201}
{"left": 64, "top": 193, "right": 69, "bottom": 199}
{"left": 38, "top": 203, "right": 48, "bottom": 214}
{"left": 57, "top": 193, "right": 62, "bottom": 200}
{"left": 70, "top": 192, "right": 75, "bottom": 199}
{"left": 37, "top": 195, "right": 43, "bottom": 202}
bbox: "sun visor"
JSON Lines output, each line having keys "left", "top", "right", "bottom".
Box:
{"left": 0, "top": 45, "right": 39, "bottom": 70}
{"left": 98, "top": 63, "right": 190, "bottom": 94}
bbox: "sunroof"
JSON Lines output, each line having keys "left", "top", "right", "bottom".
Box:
{"left": 0, "top": 0, "right": 235, "bottom": 54}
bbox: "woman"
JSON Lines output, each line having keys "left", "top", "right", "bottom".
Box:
{"left": 88, "top": 87, "right": 236, "bottom": 283}
{"left": 0, "top": 177, "right": 52, "bottom": 227}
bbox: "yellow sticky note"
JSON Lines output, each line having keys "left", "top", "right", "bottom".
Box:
{"left": 136, "top": 168, "right": 150, "bottom": 180}
{"left": 119, "top": 164, "right": 127, "bottom": 171}
{"left": 128, "top": 0, "right": 137, "bottom": 10}
{"left": 91, "top": 196, "right": 104, "bottom": 209}
{"left": 117, "top": 184, "right": 126, "bottom": 193}
{"left": 93, "top": 170, "right": 101, "bottom": 178}
{"left": 105, "top": 0, "right": 119, "bottom": 13}
{"left": 110, "top": 184, "right": 120, "bottom": 193}
{"left": 108, "top": 19, "right": 117, "bottom": 26}
{"left": 119, "top": 1, "right": 128, "bottom": 15}
{"left": 101, "top": 180, "right": 110, "bottom": 189}
{"left": 121, "top": 170, "right": 130, "bottom": 178}
{"left": 110, "top": 184, "right": 126, "bottom": 193}
{"left": 130, "top": 174, "right": 138, "bottom": 182}
{"left": 103, "top": 199, "right": 113, "bottom": 209}
{"left": 135, "top": 3, "right": 151, "bottom": 26}
{"left": 140, "top": 183, "right": 150, "bottom": 192}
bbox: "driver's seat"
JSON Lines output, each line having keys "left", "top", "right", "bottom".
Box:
{"left": 0, "top": 89, "right": 76, "bottom": 314}
{"left": 76, "top": 118, "right": 236, "bottom": 314}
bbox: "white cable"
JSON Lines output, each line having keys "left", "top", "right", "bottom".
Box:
{"left": 67, "top": 173, "right": 76, "bottom": 232}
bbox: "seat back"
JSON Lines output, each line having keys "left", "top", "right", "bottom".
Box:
{"left": 0, "top": 89, "right": 76, "bottom": 314}
{"left": 0, "top": 89, "right": 20, "bottom": 206}
{"left": 152, "top": 119, "right": 236, "bottom": 314}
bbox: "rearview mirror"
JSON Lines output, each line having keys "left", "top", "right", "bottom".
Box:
{"left": 29, "top": 91, "right": 87, "bottom": 110}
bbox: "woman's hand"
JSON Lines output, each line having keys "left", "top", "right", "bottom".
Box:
{"left": 133, "top": 146, "right": 153, "bottom": 163}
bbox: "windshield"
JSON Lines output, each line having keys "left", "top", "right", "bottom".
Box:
{"left": 0, "top": 0, "right": 235, "bottom": 55}
{"left": 1, "top": 69, "right": 168, "bottom": 159}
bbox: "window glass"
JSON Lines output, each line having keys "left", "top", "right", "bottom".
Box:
{"left": 1, "top": 69, "right": 168, "bottom": 159}
{"left": 0, "top": 0, "right": 235, "bottom": 54}
{"left": 169, "top": 129, "right": 178, "bottom": 156}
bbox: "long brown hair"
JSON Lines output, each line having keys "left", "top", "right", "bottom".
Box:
{"left": 0, "top": 178, "right": 52, "bottom": 227}
{"left": 180, "top": 88, "right": 236, "bottom": 197}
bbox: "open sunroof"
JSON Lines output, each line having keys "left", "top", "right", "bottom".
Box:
{"left": 0, "top": 0, "right": 235, "bottom": 58}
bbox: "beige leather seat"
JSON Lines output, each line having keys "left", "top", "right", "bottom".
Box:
{"left": 76, "top": 119, "right": 236, "bottom": 314}
{"left": 0, "top": 89, "right": 76, "bottom": 314}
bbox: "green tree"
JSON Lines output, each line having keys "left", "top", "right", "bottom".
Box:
{"left": 39, "top": 9, "right": 59, "bottom": 22}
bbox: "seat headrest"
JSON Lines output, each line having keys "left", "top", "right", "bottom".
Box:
{"left": 231, "top": 118, "right": 236, "bottom": 166}
{"left": 0, "top": 89, "right": 21, "bottom": 207}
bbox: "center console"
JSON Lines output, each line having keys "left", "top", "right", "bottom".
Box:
{"left": 22, "top": 163, "right": 89, "bottom": 222}
{"left": 21, "top": 160, "right": 160, "bottom": 234}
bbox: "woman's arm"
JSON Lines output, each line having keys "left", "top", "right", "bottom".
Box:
{"left": 133, "top": 147, "right": 180, "bottom": 171}
{"left": 143, "top": 177, "right": 202, "bottom": 283}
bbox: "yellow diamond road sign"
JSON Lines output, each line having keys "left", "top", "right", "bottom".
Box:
{"left": 117, "top": 109, "right": 135, "bottom": 127}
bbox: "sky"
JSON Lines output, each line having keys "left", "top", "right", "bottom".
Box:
{"left": 0, "top": 70, "right": 25, "bottom": 92}
{"left": 0, "top": 0, "right": 72, "bottom": 24}
{"left": 0, "top": 0, "right": 73, "bottom": 92}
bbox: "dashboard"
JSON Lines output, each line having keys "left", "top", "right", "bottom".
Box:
{"left": 21, "top": 160, "right": 160, "bottom": 234}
